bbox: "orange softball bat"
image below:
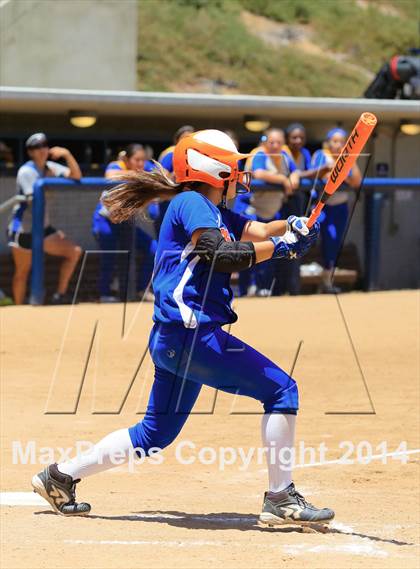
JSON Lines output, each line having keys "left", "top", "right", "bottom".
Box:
{"left": 307, "top": 112, "right": 378, "bottom": 229}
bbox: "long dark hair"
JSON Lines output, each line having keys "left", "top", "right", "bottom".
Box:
{"left": 102, "top": 164, "right": 193, "bottom": 223}
{"left": 118, "top": 143, "right": 144, "bottom": 161}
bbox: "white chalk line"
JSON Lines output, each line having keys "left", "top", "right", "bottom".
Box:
{"left": 2, "top": 506, "right": 416, "bottom": 558}
{"left": 1, "top": 449, "right": 418, "bottom": 507}
{"left": 283, "top": 542, "right": 388, "bottom": 558}
{"left": 63, "top": 538, "right": 391, "bottom": 558}
{"left": 1, "top": 492, "right": 46, "bottom": 506}
{"left": 63, "top": 535, "right": 417, "bottom": 558}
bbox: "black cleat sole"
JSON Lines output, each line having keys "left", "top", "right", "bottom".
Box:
{"left": 31, "top": 474, "right": 91, "bottom": 517}
{"left": 259, "top": 511, "right": 332, "bottom": 532}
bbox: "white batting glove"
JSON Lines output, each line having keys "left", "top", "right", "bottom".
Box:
{"left": 286, "top": 215, "right": 309, "bottom": 237}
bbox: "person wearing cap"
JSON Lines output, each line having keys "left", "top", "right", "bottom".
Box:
{"left": 311, "top": 128, "right": 362, "bottom": 293}
{"left": 7, "top": 133, "right": 82, "bottom": 304}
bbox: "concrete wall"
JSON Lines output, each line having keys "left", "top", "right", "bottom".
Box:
{"left": 0, "top": 0, "right": 137, "bottom": 90}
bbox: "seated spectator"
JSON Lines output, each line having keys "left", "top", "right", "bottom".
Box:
{"left": 92, "top": 144, "right": 156, "bottom": 302}
{"left": 247, "top": 128, "right": 300, "bottom": 296}
{"left": 311, "top": 128, "right": 362, "bottom": 293}
{"left": 7, "top": 133, "right": 82, "bottom": 304}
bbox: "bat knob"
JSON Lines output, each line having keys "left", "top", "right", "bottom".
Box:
{"left": 361, "top": 112, "right": 378, "bottom": 127}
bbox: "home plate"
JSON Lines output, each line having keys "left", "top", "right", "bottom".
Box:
{"left": 0, "top": 492, "right": 46, "bottom": 506}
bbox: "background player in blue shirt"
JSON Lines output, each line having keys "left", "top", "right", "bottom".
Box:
{"left": 311, "top": 128, "right": 362, "bottom": 293}
{"left": 276, "top": 123, "right": 330, "bottom": 296}
{"left": 158, "top": 125, "right": 195, "bottom": 175}
{"left": 247, "top": 128, "right": 300, "bottom": 296}
{"left": 33, "top": 130, "right": 334, "bottom": 530}
{"left": 157, "top": 125, "right": 195, "bottom": 233}
{"left": 92, "top": 144, "right": 157, "bottom": 301}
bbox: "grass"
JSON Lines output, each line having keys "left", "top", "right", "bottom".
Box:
{"left": 240, "top": 0, "right": 419, "bottom": 70}
{"left": 137, "top": 0, "right": 419, "bottom": 96}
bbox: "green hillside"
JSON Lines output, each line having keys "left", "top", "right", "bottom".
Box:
{"left": 137, "top": 0, "right": 419, "bottom": 97}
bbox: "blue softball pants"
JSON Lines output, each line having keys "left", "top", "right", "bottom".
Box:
{"left": 128, "top": 323, "right": 298, "bottom": 454}
{"left": 320, "top": 202, "right": 349, "bottom": 270}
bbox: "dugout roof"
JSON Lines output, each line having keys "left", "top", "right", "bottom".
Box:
{"left": 1, "top": 86, "right": 419, "bottom": 123}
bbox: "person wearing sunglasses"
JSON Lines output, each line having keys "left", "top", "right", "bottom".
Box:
{"left": 7, "top": 133, "right": 82, "bottom": 304}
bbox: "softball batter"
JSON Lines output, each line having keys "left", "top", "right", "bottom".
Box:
{"left": 32, "top": 130, "right": 334, "bottom": 528}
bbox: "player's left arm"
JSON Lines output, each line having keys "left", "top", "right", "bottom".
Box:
{"left": 241, "top": 219, "right": 288, "bottom": 242}
{"left": 241, "top": 215, "right": 309, "bottom": 242}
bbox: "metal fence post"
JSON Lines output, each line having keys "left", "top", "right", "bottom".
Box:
{"left": 364, "top": 189, "right": 384, "bottom": 291}
{"left": 30, "top": 179, "right": 45, "bottom": 305}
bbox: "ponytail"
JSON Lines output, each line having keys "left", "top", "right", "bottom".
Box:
{"left": 101, "top": 164, "right": 184, "bottom": 222}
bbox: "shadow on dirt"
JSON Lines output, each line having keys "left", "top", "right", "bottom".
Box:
{"left": 34, "top": 509, "right": 415, "bottom": 545}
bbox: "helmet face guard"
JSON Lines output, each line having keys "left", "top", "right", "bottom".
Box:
{"left": 173, "top": 131, "right": 252, "bottom": 194}
{"left": 236, "top": 170, "right": 252, "bottom": 194}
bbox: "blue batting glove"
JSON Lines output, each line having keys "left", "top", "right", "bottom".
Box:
{"left": 270, "top": 223, "right": 320, "bottom": 261}
{"left": 306, "top": 220, "right": 320, "bottom": 241}
{"left": 269, "top": 235, "right": 294, "bottom": 260}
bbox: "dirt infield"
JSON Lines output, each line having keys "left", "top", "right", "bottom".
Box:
{"left": 1, "top": 291, "right": 419, "bottom": 569}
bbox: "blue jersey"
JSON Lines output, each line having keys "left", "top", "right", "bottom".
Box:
{"left": 311, "top": 149, "right": 333, "bottom": 181}
{"left": 251, "top": 150, "right": 297, "bottom": 175}
{"left": 249, "top": 150, "right": 295, "bottom": 220}
{"left": 153, "top": 191, "right": 248, "bottom": 328}
{"left": 158, "top": 146, "right": 175, "bottom": 173}
{"left": 311, "top": 149, "right": 351, "bottom": 205}
{"left": 282, "top": 145, "right": 311, "bottom": 171}
{"left": 311, "top": 148, "right": 353, "bottom": 180}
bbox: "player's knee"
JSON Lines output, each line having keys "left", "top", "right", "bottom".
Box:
{"left": 263, "top": 377, "right": 299, "bottom": 414}
{"left": 128, "top": 420, "right": 181, "bottom": 455}
{"left": 71, "top": 245, "right": 83, "bottom": 261}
